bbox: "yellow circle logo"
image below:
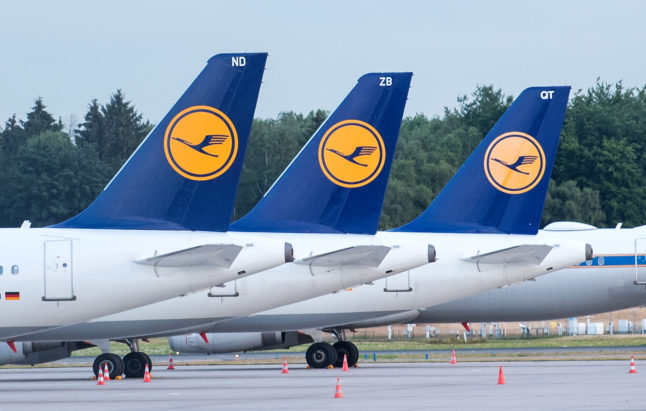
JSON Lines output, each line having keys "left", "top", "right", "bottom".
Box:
{"left": 484, "top": 132, "right": 546, "bottom": 194}
{"left": 318, "top": 120, "right": 386, "bottom": 188}
{"left": 164, "top": 106, "right": 238, "bottom": 181}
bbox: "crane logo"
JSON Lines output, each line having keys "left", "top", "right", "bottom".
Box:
{"left": 484, "top": 132, "right": 545, "bottom": 194}
{"left": 318, "top": 120, "right": 386, "bottom": 188}
{"left": 164, "top": 106, "right": 238, "bottom": 181}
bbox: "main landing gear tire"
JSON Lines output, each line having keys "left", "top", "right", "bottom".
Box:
{"left": 123, "top": 351, "right": 151, "bottom": 378}
{"left": 141, "top": 352, "right": 153, "bottom": 372}
{"left": 333, "top": 341, "right": 359, "bottom": 368}
{"left": 305, "top": 342, "right": 338, "bottom": 368}
{"left": 93, "top": 353, "right": 124, "bottom": 379}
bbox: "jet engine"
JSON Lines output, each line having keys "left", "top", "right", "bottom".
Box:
{"left": 0, "top": 341, "right": 91, "bottom": 365}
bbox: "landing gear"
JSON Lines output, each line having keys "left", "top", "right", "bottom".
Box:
{"left": 91, "top": 338, "right": 154, "bottom": 379}
{"left": 141, "top": 352, "right": 153, "bottom": 370}
{"left": 123, "top": 351, "right": 152, "bottom": 378}
{"left": 333, "top": 341, "right": 359, "bottom": 368}
{"left": 305, "top": 342, "right": 338, "bottom": 368}
{"left": 93, "top": 353, "right": 124, "bottom": 379}
{"left": 304, "top": 336, "right": 360, "bottom": 369}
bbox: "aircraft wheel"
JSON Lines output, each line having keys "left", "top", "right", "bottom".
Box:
{"left": 123, "top": 352, "right": 149, "bottom": 378}
{"left": 93, "top": 353, "right": 124, "bottom": 379}
{"left": 141, "top": 351, "right": 153, "bottom": 372}
{"left": 333, "top": 341, "right": 358, "bottom": 368}
{"left": 347, "top": 341, "right": 360, "bottom": 367}
{"left": 305, "top": 342, "right": 337, "bottom": 368}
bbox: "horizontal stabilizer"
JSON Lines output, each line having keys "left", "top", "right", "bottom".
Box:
{"left": 464, "top": 244, "right": 552, "bottom": 265}
{"left": 295, "top": 245, "right": 390, "bottom": 267}
{"left": 136, "top": 244, "right": 243, "bottom": 268}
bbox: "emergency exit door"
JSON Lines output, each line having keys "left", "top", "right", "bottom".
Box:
{"left": 43, "top": 240, "right": 76, "bottom": 301}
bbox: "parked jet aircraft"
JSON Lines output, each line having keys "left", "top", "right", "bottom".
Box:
{"left": 402, "top": 221, "right": 646, "bottom": 323}
{"left": 168, "top": 87, "right": 595, "bottom": 368}
{"left": 0, "top": 53, "right": 292, "bottom": 341}
{"left": 0, "top": 72, "right": 437, "bottom": 378}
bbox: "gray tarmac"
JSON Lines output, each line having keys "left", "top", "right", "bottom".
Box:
{"left": 2, "top": 360, "right": 646, "bottom": 410}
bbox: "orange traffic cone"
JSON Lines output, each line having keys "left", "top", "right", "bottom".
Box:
{"left": 167, "top": 353, "right": 175, "bottom": 370}
{"left": 281, "top": 357, "right": 289, "bottom": 374}
{"left": 497, "top": 365, "right": 505, "bottom": 385}
{"left": 96, "top": 368, "right": 105, "bottom": 386}
{"left": 629, "top": 354, "right": 638, "bottom": 374}
{"left": 103, "top": 363, "right": 110, "bottom": 381}
{"left": 143, "top": 363, "right": 151, "bottom": 382}
{"left": 342, "top": 354, "right": 349, "bottom": 371}
{"left": 334, "top": 377, "right": 343, "bottom": 398}
{"left": 450, "top": 349, "right": 457, "bottom": 364}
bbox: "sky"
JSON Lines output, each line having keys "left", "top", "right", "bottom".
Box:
{"left": 1, "top": 1, "right": 645, "bottom": 129}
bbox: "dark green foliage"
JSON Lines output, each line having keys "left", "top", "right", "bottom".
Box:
{"left": 0, "top": 94, "right": 149, "bottom": 227}
{"left": 542, "top": 180, "right": 606, "bottom": 226}
{"left": 1, "top": 131, "right": 105, "bottom": 226}
{"left": 554, "top": 81, "right": 646, "bottom": 226}
{"left": 76, "top": 90, "right": 153, "bottom": 177}
{"left": 22, "top": 97, "right": 62, "bottom": 136}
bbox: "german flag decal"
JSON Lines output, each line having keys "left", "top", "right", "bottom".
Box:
{"left": 5, "top": 292, "right": 20, "bottom": 300}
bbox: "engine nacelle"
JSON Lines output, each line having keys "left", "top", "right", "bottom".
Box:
{"left": 169, "top": 331, "right": 313, "bottom": 353}
{"left": 0, "top": 341, "right": 90, "bottom": 365}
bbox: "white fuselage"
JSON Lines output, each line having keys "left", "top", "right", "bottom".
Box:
{"left": 0, "top": 228, "right": 288, "bottom": 340}
{"left": 204, "top": 232, "right": 589, "bottom": 332}
{"left": 14, "top": 231, "right": 587, "bottom": 341}
{"left": 417, "top": 225, "right": 646, "bottom": 323}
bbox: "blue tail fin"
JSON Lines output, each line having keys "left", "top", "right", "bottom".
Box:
{"left": 231, "top": 73, "right": 412, "bottom": 234}
{"left": 395, "top": 86, "right": 571, "bottom": 234}
{"left": 53, "top": 53, "right": 267, "bottom": 231}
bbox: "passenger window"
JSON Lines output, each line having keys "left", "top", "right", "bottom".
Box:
{"left": 0, "top": 265, "right": 3, "bottom": 275}
{"left": 11, "top": 265, "right": 19, "bottom": 275}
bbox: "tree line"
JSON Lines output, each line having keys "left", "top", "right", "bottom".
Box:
{"left": 1, "top": 82, "right": 644, "bottom": 229}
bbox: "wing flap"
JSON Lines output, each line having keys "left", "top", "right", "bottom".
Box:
{"left": 135, "top": 244, "right": 243, "bottom": 268}
{"left": 464, "top": 244, "right": 553, "bottom": 265}
{"left": 295, "top": 245, "right": 390, "bottom": 267}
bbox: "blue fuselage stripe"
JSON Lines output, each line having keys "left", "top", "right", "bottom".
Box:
{"left": 577, "top": 255, "right": 646, "bottom": 267}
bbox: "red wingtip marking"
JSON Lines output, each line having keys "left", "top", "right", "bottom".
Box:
{"left": 7, "top": 341, "right": 17, "bottom": 353}
{"left": 461, "top": 322, "right": 470, "bottom": 332}
{"left": 199, "top": 332, "right": 209, "bottom": 343}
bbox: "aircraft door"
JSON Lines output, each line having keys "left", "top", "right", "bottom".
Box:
{"left": 43, "top": 240, "right": 76, "bottom": 301}
{"left": 383, "top": 271, "right": 412, "bottom": 292}
{"left": 635, "top": 238, "right": 646, "bottom": 285}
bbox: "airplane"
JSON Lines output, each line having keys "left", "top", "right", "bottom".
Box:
{"left": 396, "top": 221, "right": 646, "bottom": 324}
{"left": 0, "top": 72, "right": 437, "bottom": 378}
{"left": 166, "top": 87, "right": 597, "bottom": 368}
{"left": 0, "top": 53, "right": 293, "bottom": 341}
{"left": 5, "top": 86, "right": 593, "bottom": 374}
{"left": 170, "top": 221, "right": 646, "bottom": 358}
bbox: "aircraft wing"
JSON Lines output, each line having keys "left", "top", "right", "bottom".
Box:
{"left": 463, "top": 244, "right": 553, "bottom": 265}
{"left": 135, "top": 244, "right": 243, "bottom": 268}
{"left": 295, "top": 245, "right": 390, "bottom": 267}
